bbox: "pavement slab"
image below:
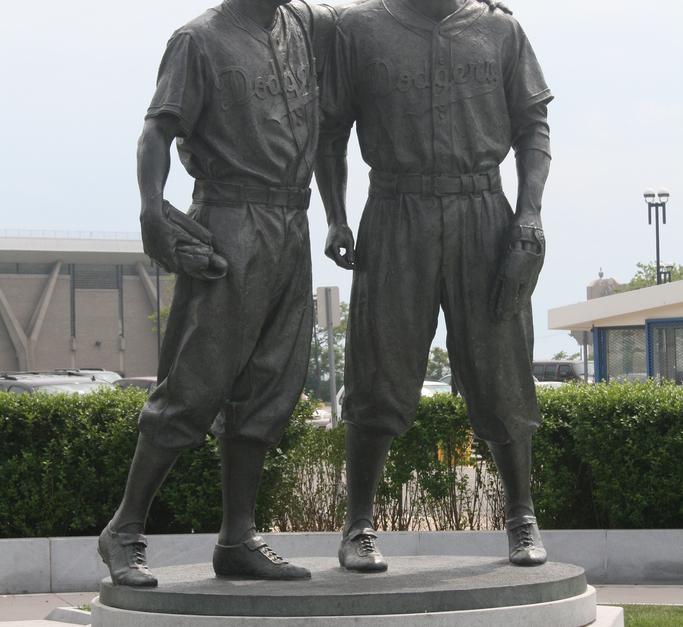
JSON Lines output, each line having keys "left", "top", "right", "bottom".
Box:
{"left": 0, "top": 592, "right": 95, "bottom": 621}
{"left": 596, "top": 585, "right": 683, "bottom": 606}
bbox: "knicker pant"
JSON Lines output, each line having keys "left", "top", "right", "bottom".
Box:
{"left": 343, "top": 188, "right": 540, "bottom": 444}
{"left": 138, "top": 201, "right": 313, "bottom": 450}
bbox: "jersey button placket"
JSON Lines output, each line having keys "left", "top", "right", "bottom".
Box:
{"left": 432, "top": 31, "right": 451, "bottom": 174}
{"left": 268, "top": 25, "right": 304, "bottom": 155}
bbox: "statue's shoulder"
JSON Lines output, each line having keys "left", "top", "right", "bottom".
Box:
{"left": 477, "top": 3, "right": 526, "bottom": 39}
{"left": 288, "top": 1, "right": 338, "bottom": 33}
{"left": 334, "top": 0, "right": 386, "bottom": 30}
{"left": 290, "top": 1, "right": 338, "bottom": 23}
{"left": 181, "top": 7, "right": 224, "bottom": 33}
{"left": 169, "top": 6, "right": 225, "bottom": 46}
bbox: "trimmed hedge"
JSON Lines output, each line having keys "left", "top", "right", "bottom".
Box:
{"left": 0, "top": 390, "right": 318, "bottom": 538}
{"left": 533, "top": 382, "right": 683, "bottom": 529}
{"left": 0, "top": 381, "right": 681, "bottom": 538}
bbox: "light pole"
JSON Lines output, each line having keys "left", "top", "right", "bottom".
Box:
{"left": 643, "top": 189, "right": 671, "bottom": 285}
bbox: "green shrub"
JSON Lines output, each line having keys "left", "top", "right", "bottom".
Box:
{"left": 375, "top": 394, "right": 504, "bottom": 531}
{"left": 0, "top": 389, "right": 317, "bottom": 537}
{"left": 0, "top": 388, "right": 145, "bottom": 537}
{"left": 0, "top": 381, "right": 681, "bottom": 538}
{"left": 535, "top": 382, "right": 683, "bottom": 529}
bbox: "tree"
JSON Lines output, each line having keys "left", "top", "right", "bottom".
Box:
{"left": 425, "top": 347, "right": 450, "bottom": 380}
{"left": 617, "top": 262, "right": 683, "bottom": 293}
{"left": 148, "top": 275, "right": 176, "bottom": 339}
{"left": 552, "top": 350, "right": 581, "bottom": 361}
{"left": 306, "top": 302, "right": 348, "bottom": 402}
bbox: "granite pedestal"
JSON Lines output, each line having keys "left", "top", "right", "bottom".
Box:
{"left": 92, "top": 556, "right": 609, "bottom": 626}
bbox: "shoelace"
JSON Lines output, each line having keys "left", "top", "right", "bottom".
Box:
{"left": 358, "top": 535, "right": 378, "bottom": 555}
{"left": 515, "top": 525, "right": 535, "bottom": 548}
{"left": 260, "top": 544, "right": 286, "bottom": 564}
{"left": 131, "top": 543, "right": 148, "bottom": 568}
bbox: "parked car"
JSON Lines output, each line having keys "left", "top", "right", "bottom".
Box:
{"left": 438, "top": 374, "right": 461, "bottom": 395}
{"left": 336, "top": 379, "right": 454, "bottom": 408}
{"left": 421, "top": 380, "right": 454, "bottom": 396}
{"left": 309, "top": 407, "right": 334, "bottom": 430}
{"left": 0, "top": 373, "right": 114, "bottom": 395}
{"left": 51, "top": 368, "right": 122, "bottom": 384}
{"left": 533, "top": 361, "right": 594, "bottom": 384}
{"left": 533, "top": 376, "right": 563, "bottom": 389}
{"left": 115, "top": 377, "right": 157, "bottom": 393}
{"left": 312, "top": 379, "right": 458, "bottom": 430}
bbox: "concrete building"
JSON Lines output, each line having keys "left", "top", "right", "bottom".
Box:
{"left": 549, "top": 280, "right": 683, "bottom": 383}
{"left": 0, "top": 231, "right": 172, "bottom": 376}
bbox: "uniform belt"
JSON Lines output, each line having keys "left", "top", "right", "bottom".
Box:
{"left": 193, "top": 180, "right": 311, "bottom": 210}
{"left": 369, "top": 168, "right": 502, "bottom": 197}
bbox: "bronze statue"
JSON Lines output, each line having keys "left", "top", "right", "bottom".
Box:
{"left": 98, "top": 0, "right": 336, "bottom": 586}
{"left": 316, "top": 0, "right": 552, "bottom": 571}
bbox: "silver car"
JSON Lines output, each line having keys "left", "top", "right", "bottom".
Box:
{"left": 0, "top": 373, "right": 113, "bottom": 395}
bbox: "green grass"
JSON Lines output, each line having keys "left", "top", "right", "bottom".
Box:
{"left": 620, "top": 605, "right": 683, "bottom": 627}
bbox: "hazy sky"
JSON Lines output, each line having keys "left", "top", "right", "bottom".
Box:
{"left": 1, "top": 0, "right": 681, "bottom": 358}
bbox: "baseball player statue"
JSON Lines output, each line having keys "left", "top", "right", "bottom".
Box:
{"left": 317, "top": 0, "right": 552, "bottom": 571}
{"left": 98, "top": 0, "right": 335, "bottom": 586}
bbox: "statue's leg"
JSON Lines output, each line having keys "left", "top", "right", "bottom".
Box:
{"left": 344, "top": 424, "right": 394, "bottom": 534}
{"left": 213, "top": 437, "right": 309, "bottom": 579}
{"left": 487, "top": 436, "right": 547, "bottom": 566}
{"left": 217, "top": 436, "right": 268, "bottom": 545}
{"left": 338, "top": 191, "right": 441, "bottom": 572}
{"left": 212, "top": 208, "right": 313, "bottom": 580}
{"left": 336, "top": 424, "right": 393, "bottom": 572}
{"left": 97, "top": 434, "right": 179, "bottom": 587}
{"left": 486, "top": 436, "right": 533, "bottom": 522}
{"left": 441, "top": 187, "right": 545, "bottom": 565}
{"left": 109, "top": 434, "right": 179, "bottom": 535}
{"left": 99, "top": 263, "right": 238, "bottom": 586}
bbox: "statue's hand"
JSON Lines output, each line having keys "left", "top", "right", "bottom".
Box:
{"left": 325, "top": 223, "right": 355, "bottom": 270}
{"left": 479, "top": 0, "right": 512, "bottom": 15}
{"left": 490, "top": 218, "right": 545, "bottom": 322}
{"left": 140, "top": 203, "right": 178, "bottom": 274}
{"left": 140, "top": 201, "right": 228, "bottom": 280}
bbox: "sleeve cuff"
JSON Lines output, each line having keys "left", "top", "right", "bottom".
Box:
{"left": 523, "top": 88, "right": 554, "bottom": 108}
{"left": 145, "top": 106, "right": 193, "bottom": 138}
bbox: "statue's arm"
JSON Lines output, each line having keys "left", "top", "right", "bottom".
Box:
{"left": 315, "top": 22, "right": 357, "bottom": 271}
{"left": 315, "top": 120, "right": 355, "bottom": 269}
{"left": 490, "top": 122, "right": 550, "bottom": 321}
{"left": 512, "top": 104, "right": 551, "bottom": 244}
{"left": 137, "top": 115, "right": 182, "bottom": 272}
{"left": 138, "top": 115, "right": 179, "bottom": 224}
{"left": 308, "top": 3, "right": 338, "bottom": 78}
{"left": 490, "top": 22, "right": 552, "bottom": 321}
{"left": 137, "top": 114, "right": 228, "bottom": 279}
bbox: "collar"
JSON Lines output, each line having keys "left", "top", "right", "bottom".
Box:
{"left": 382, "top": 0, "right": 486, "bottom": 39}
{"left": 218, "top": 1, "right": 282, "bottom": 47}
